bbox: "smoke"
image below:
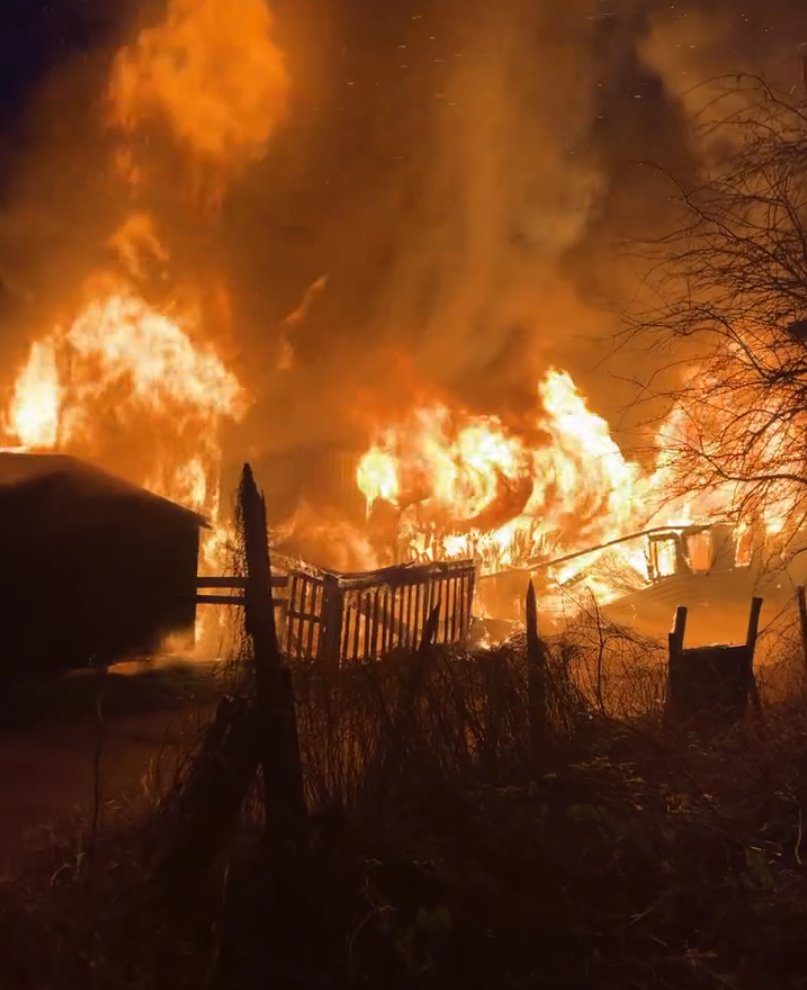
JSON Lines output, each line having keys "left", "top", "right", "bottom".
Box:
{"left": 221, "top": 0, "right": 807, "bottom": 461}
{"left": 642, "top": 1, "right": 807, "bottom": 103}
{"left": 2, "top": 0, "right": 807, "bottom": 471}
{"left": 109, "top": 0, "right": 290, "bottom": 201}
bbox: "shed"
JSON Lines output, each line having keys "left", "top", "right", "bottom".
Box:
{"left": 0, "top": 452, "right": 204, "bottom": 675}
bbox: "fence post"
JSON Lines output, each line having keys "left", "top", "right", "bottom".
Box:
{"left": 239, "top": 463, "right": 307, "bottom": 854}
{"left": 317, "top": 573, "right": 344, "bottom": 664}
{"left": 669, "top": 605, "right": 688, "bottom": 661}
{"left": 525, "top": 581, "right": 547, "bottom": 771}
{"left": 745, "top": 596, "right": 763, "bottom": 718}
{"left": 666, "top": 606, "right": 688, "bottom": 718}
{"left": 797, "top": 588, "right": 807, "bottom": 678}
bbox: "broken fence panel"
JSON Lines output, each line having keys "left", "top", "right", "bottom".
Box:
{"left": 195, "top": 559, "right": 475, "bottom": 664}
{"left": 285, "top": 559, "right": 476, "bottom": 663}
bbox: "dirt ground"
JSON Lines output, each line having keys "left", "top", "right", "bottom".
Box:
{"left": 0, "top": 661, "right": 220, "bottom": 869}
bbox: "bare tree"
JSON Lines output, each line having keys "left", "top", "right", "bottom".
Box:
{"left": 626, "top": 74, "right": 807, "bottom": 548}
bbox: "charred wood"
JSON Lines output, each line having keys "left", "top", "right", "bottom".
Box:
{"left": 239, "top": 463, "right": 308, "bottom": 855}
{"left": 667, "top": 597, "right": 763, "bottom": 722}
{"left": 525, "top": 581, "right": 548, "bottom": 771}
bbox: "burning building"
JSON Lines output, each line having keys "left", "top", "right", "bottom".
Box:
{"left": 0, "top": 452, "right": 203, "bottom": 675}
{"left": 1, "top": 0, "right": 806, "bottom": 657}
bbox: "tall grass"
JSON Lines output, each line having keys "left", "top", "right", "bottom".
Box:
{"left": 5, "top": 597, "right": 807, "bottom": 988}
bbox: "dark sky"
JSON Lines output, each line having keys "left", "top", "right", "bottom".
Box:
{"left": 0, "top": 2, "right": 130, "bottom": 142}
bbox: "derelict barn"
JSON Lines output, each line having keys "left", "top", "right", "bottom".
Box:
{"left": 0, "top": 453, "right": 204, "bottom": 675}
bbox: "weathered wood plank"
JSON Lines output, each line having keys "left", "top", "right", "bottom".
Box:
{"left": 239, "top": 463, "right": 306, "bottom": 852}
{"left": 194, "top": 594, "right": 285, "bottom": 607}
{"left": 196, "top": 575, "right": 287, "bottom": 589}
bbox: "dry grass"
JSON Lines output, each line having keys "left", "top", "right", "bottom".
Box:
{"left": 3, "top": 614, "right": 807, "bottom": 988}
{"left": 294, "top": 637, "right": 589, "bottom": 812}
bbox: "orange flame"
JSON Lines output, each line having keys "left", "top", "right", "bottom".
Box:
{"left": 357, "top": 444, "right": 400, "bottom": 514}
{"left": 109, "top": 0, "right": 289, "bottom": 188}
{"left": 357, "top": 369, "right": 649, "bottom": 595}
{"left": 6, "top": 286, "right": 245, "bottom": 518}
{"left": 2, "top": 0, "right": 291, "bottom": 660}
{"left": 9, "top": 339, "right": 61, "bottom": 449}
{"left": 357, "top": 361, "right": 806, "bottom": 613}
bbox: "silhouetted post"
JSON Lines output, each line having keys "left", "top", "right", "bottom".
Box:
{"left": 797, "top": 587, "right": 807, "bottom": 678}
{"left": 239, "top": 463, "right": 307, "bottom": 853}
{"left": 420, "top": 601, "right": 441, "bottom": 653}
{"left": 666, "top": 606, "right": 688, "bottom": 719}
{"left": 526, "top": 581, "right": 547, "bottom": 770}
{"left": 317, "top": 573, "right": 344, "bottom": 663}
{"left": 745, "top": 596, "right": 764, "bottom": 718}
{"left": 667, "top": 599, "right": 763, "bottom": 722}
{"left": 669, "top": 606, "right": 688, "bottom": 662}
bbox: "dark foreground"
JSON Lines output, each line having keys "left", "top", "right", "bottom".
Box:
{"left": 2, "top": 640, "right": 807, "bottom": 989}
{"left": 0, "top": 661, "right": 219, "bottom": 865}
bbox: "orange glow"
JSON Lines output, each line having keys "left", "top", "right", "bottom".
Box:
{"left": 109, "top": 0, "right": 289, "bottom": 181}
{"left": 2, "top": 0, "right": 289, "bottom": 660}
{"left": 3, "top": 281, "right": 247, "bottom": 659}
{"left": 5, "top": 286, "right": 245, "bottom": 520}
{"left": 9, "top": 339, "right": 61, "bottom": 449}
{"left": 356, "top": 356, "right": 807, "bottom": 612}
{"left": 62, "top": 292, "right": 243, "bottom": 425}
{"left": 108, "top": 212, "right": 170, "bottom": 277}
{"left": 356, "top": 369, "right": 647, "bottom": 591}
{"left": 357, "top": 445, "right": 400, "bottom": 514}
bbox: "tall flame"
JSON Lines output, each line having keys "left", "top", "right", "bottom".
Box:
{"left": 534, "top": 369, "right": 640, "bottom": 546}
{"left": 356, "top": 369, "right": 649, "bottom": 591}
{"left": 9, "top": 339, "right": 61, "bottom": 449}
{"left": 6, "top": 287, "right": 245, "bottom": 518}
{"left": 1, "top": 0, "right": 290, "bottom": 660}
{"left": 109, "top": 0, "right": 290, "bottom": 184}
{"left": 357, "top": 445, "right": 399, "bottom": 515}
{"left": 357, "top": 361, "right": 802, "bottom": 610}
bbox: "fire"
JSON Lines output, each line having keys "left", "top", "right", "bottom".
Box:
{"left": 358, "top": 406, "right": 530, "bottom": 524}
{"left": 108, "top": 212, "right": 170, "bottom": 278}
{"left": 355, "top": 356, "right": 807, "bottom": 618}
{"left": 9, "top": 339, "right": 61, "bottom": 449}
{"left": 357, "top": 445, "right": 399, "bottom": 514}
{"left": 5, "top": 287, "right": 245, "bottom": 518}
{"left": 534, "top": 370, "right": 640, "bottom": 543}
{"left": 63, "top": 292, "right": 243, "bottom": 424}
{"left": 3, "top": 280, "right": 248, "bottom": 656}
{"left": 356, "top": 369, "right": 646, "bottom": 590}
{"left": 109, "top": 0, "right": 290, "bottom": 190}
{"left": 2, "top": 0, "right": 290, "bottom": 660}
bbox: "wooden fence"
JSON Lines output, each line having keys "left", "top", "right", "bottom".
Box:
{"left": 196, "top": 559, "right": 476, "bottom": 664}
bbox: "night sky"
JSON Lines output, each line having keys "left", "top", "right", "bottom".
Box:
{"left": 0, "top": 2, "right": 131, "bottom": 156}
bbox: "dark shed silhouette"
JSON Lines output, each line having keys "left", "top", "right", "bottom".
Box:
{"left": 0, "top": 452, "right": 204, "bottom": 674}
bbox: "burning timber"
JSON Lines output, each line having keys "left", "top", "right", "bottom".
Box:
{"left": 0, "top": 452, "right": 204, "bottom": 675}
{"left": 478, "top": 520, "right": 807, "bottom": 642}
{"left": 201, "top": 557, "right": 476, "bottom": 664}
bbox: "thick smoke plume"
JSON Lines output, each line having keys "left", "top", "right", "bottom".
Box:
{"left": 1, "top": 0, "right": 806, "bottom": 478}
{"left": 109, "top": 0, "right": 289, "bottom": 200}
